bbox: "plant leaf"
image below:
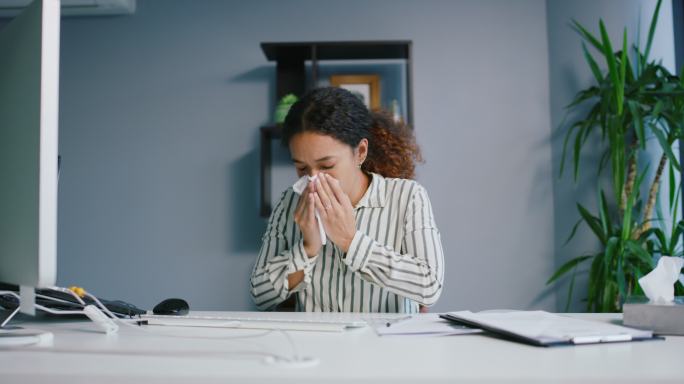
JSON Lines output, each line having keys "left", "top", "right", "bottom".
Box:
{"left": 578, "top": 203, "right": 607, "bottom": 244}
{"left": 627, "top": 101, "right": 645, "bottom": 149}
{"left": 598, "top": 189, "right": 613, "bottom": 237}
{"left": 649, "top": 122, "right": 680, "bottom": 170}
{"left": 565, "top": 265, "right": 578, "bottom": 312}
{"left": 652, "top": 99, "right": 664, "bottom": 118}
{"left": 622, "top": 168, "right": 646, "bottom": 242}
{"left": 587, "top": 253, "right": 604, "bottom": 311}
{"left": 602, "top": 280, "right": 617, "bottom": 312}
{"left": 651, "top": 227, "right": 669, "bottom": 252}
{"left": 616, "top": 248, "right": 626, "bottom": 303}
{"left": 619, "top": 28, "right": 628, "bottom": 110}
{"left": 563, "top": 218, "right": 583, "bottom": 246}
{"left": 582, "top": 42, "right": 603, "bottom": 83}
{"left": 559, "top": 126, "right": 572, "bottom": 178}
{"left": 571, "top": 19, "right": 604, "bottom": 52}
{"left": 671, "top": 222, "right": 684, "bottom": 256}
{"left": 573, "top": 123, "right": 588, "bottom": 181}
{"left": 643, "top": 0, "right": 663, "bottom": 67}
{"left": 624, "top": 50, "right": 636, "bottom": 84}
{"left": 605, "top": 236, "right": 619, "bottom": 267}
{"left": 547, "top": 255, "right": 593, "bottom": 285}
{"left": 560, "top": 120, "right": 585, "bottom": 179}
{"left": 625, "top": 240, "right": 655, "bottom": 269}
{"left": 669, "top": 161, "right": 676, "bottom": 212}
{"left": 599, "top": 20, "right": 622, "bottom": 115}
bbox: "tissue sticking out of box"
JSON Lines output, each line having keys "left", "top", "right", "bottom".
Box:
{"left": 638, "top": 256, "right": 684, "bottom": 303}
{"left": 292, "top": 175, "right": 327, "bottom": 245}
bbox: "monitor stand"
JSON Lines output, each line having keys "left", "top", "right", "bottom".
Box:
{"left": 0, "top": 293, "right": 53, "bottom": 347}
{"left": 0, "top": 307, "right": 20, "bottom": 328}
{"left": 0, "top": 328, "right": 53, "bottom": 347}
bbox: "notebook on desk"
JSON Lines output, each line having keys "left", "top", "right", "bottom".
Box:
{"left": 440, "top": 310, "right": 660, "bottom": 347}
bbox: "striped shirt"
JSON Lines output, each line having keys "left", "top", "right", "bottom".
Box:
{"left": 250, "top": 172, "right": 444, "bottom": 313}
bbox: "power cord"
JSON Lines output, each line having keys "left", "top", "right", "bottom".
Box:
{"left": 1, "top": 286, "right": 319, "bottom": 367}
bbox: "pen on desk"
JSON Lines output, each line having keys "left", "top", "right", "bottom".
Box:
{"left": 385, "top": 315, "right": 412, "bottom": 327}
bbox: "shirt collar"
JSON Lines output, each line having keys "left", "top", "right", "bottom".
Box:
{"left": 354, "top": 172, "right": 386, "bottom": 209}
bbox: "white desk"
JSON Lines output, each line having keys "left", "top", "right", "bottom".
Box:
{"left": 1, "top": 311, "right": 682, "bottom": 383}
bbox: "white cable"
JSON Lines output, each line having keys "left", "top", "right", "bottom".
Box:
{"left": 81, "top": 289, "right": 298, "bottom": 356}
{"left": 0, "top": 306, "right": 19, "bottom": 328}
{"left": 3, "top": 287, "right": 317, "bottom": 366}
{"left": 34, "top": 304, "right": 83, "bottom": 316}
{"left": 47, "top": 286, "right": 86, "bottom": 305}
{"left": 36, "top": 288, "right": 274, "bottom": 342}
{"left": 279, "top": 329, "right": 300, "bottom": 361}
{"left": 10, "top": 344, "right": 297, "bottom": 365}
{"left": 35, "top": 293, "right": 78, "bottom": 306}
{"left": 82, "top": 291, "right": 135, "bottom": 326}
{"left": 2, "top": 289, "right": 115, "bottom": 334}
{"left": 0, "top": 291, "right": 22, "bottom": 327}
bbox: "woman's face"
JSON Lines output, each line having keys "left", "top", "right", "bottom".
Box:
{"left": 289, "top": 131, "right": 367, "bottom": 198}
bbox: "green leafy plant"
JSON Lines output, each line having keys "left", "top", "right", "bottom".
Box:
{"left": 549, "top": 0, "right": 684, "bottom": 312}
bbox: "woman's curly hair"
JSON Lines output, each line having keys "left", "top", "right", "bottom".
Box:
{"left": 282, "top": 87, "right": 422, "bottom": 179}
{"left": 364, "top": 111, "right": 422, "bottom": 179}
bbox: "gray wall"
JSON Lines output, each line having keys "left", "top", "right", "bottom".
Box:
{"left": 547, "top": 0, "right": 676, "bottom": 312}
{"left": 52, "top": 0, "right": 556, "bottom": 312}
{"left": 0, "top": 0, "right": 674, "bottom": 312}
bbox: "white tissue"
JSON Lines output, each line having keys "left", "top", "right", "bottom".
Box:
{"left": 638, "top": 256, "right": 684, "bottom": 303}
{"left": 292, "top": 175, "right": 327, "bottom": 245}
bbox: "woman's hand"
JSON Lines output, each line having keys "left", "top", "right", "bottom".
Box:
{"left": 293, "top": 181, "right": 323, "bottom": 257}
{"left": 313, "top": 173, "right": 357, "bottom": 252}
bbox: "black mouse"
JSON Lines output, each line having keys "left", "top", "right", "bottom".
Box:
{"left": 152, "top": 298, "right": 189, "bottom": 316}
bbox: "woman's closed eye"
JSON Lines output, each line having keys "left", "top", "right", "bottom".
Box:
{"left": 295, "top": 165, "right": 334, "bottom": 173}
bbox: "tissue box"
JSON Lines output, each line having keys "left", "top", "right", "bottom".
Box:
{"left": 623, "top": 296, "right": 684, "bottom": 335}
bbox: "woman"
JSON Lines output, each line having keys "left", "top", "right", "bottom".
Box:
{"left": 250, "top": 87, "right": 444, "bottom": 313}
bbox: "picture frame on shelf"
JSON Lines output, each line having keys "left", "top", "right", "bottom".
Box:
{"left": 330, "top": 74, "right": 380, "bottom": 110}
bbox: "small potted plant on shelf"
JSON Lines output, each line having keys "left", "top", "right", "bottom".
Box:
{"left": 548, "top": 0, "right": 684, "bottom": 312}
{"left": 274, "top": 94, "right": 299, "bottom": 124}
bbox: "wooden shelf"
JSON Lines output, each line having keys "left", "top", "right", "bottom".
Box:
{"left": 258, "top": 40, "right": 413, "bottom": 217}
{"left": 260, "top": 125, "right": 282, "bottom": 217}
{"left": 261, "top": 40, "right": 411, "bottom": 61}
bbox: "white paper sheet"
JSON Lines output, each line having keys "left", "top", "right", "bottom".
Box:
{"left": 373, "top": 314, "right": 483, "bottom": 336}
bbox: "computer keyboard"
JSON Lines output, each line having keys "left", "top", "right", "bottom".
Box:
{"left": 0, "top": 288, "right": 146, "bottom": 318}
{"left": 140, "top": 311, "right": 408, "bottom": 332}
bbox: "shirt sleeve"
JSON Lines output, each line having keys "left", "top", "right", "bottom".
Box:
{"left": 342, "top": 185, "right": 444, "bottom": 306}
{"left": 250, "top": 190, "right": 319, "bottom": 311}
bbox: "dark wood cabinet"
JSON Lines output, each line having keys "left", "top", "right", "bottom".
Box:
{"left": 259, "top": 40, "right": 413, "bottom": 217}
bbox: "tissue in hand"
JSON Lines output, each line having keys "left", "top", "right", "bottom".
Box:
{"left": 292, "top": 175, "right": 327, "bottom": 245}
{"left": 638, "top": 256, "right": 684, "bottom": 303}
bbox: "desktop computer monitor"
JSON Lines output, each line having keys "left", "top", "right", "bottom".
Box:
{"left": 0, "top": 0, "right": 60, "bottom": 314}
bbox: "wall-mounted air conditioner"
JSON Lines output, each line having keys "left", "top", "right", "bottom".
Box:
{"left": 0, "top": 0, "right": 136, "bottom": 18}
